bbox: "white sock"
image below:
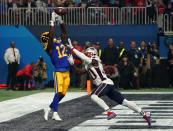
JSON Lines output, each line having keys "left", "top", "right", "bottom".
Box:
{"left": 91, "top": 94, "right": 109, "bottom": 111}
{"left": 122, "top": 99, "right": 143, "bottom": 115}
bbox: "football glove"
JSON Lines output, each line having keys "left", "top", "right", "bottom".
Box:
{"left": 51, "top": 11, "right": 58, "bottom": 22}
{"left": 50, "top": 20, "right": 54, "bottom": 26}
{"left": 67, "top": 38, "right": 74, "bottom": 49}
{"left": 51, "top": 11, "right": 63, "bottom": 24}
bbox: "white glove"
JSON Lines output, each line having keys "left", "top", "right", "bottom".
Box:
{"left": 67, "top": 38, "right": 74, "bottom": 49}
{"left": 68, "top": 55, "right": 74, "bottom": 65}
{"left": 50, "top": 20, "right": 54, "bottom": 26}
{"left": 51, "top": 11, "right": 63, "bottom": 23}
{"left": 51, "top": 11, "right": 58, "bottom": 22}
{"left": 57, "top": 15, "right": 64, "bottom": 24}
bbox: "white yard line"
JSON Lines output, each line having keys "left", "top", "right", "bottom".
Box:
{"left": 0, "top": 92, "right": 173, "bottom": 125}
{"left": 0, "top": 92, "right": 87, "bottom": 123}
{"left": 70, "top": 100, "right": 173, "bottom": 131}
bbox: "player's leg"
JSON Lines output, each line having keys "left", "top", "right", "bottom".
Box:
{"left": 107, "top": 85, "right": 142, "bottom": 113}
{"left": 107, "top": 85, "right": 151, "bottom": 127}
{"left": 122, "top": 99, "right": 151, "bottom": 127}
{"left": 52, "top": 72, "right": 62, "bottom": 120}
{"left": 44, "top": 93, "right": 60, "bottom": 120}
{"left": 62, "top": 72, "right": 70, "bottom": 98}
{"left": 91, "top": 83, "right": 116, "bottom": 120}
{"left": 56, "top": 72, "right": 66, "bottom": 102}
{"left": 44, "top": 72, "right": 61, "bottom": 121}
{"left": 49, "top": 72, "right": 60, "bottom": 111}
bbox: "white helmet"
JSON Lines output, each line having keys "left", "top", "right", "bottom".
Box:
{"left": 85, "top": 47, "right": 98, "bottom": 57}
{"left": 85, "top": 47, "right": 101, "bottom": 62}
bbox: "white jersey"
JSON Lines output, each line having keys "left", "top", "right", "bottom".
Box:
{"left": 4, "top": 47, "right": 20, "bottom": 64}
{"left": 85, "top": 57, "right": 114, "bottom": 86}
{"left": 72, "top": 48, "right": 114, "bottom": 86}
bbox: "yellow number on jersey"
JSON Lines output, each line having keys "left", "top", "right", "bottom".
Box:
{"left": 56, "top": 45, "right": 68, "bottom": 58}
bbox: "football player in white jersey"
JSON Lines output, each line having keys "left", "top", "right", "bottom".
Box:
{"left": 67, "top": 39, "right": 152, "bottom": 128}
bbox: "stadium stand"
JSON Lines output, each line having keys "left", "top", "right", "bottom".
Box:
{"left": 0, "top": 0, "right": 173, "bottom": 88}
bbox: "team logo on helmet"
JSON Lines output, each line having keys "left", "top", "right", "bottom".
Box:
{"left": 40, "top": 32, "right": 49, "bottom": 49}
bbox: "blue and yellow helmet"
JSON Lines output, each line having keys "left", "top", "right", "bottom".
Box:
{"left": 40, "top": 32, "right": 49, "bottom": 50}
{"left": 40, "top": 32, "right": 62, "bottom": 49}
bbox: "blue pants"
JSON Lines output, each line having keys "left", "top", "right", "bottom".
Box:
{"left": 92, "top": 83, "right": 125, "bottom": 104}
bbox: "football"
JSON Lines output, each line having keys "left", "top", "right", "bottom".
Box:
{"left": 54, "top": 7, "right": 67, "bottom": 16}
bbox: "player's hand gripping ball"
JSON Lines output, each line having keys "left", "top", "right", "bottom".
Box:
{"left": 54, "top": 7, "right": 67, "bottom": 16}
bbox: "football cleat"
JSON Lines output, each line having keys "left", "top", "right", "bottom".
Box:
{"left": 107, "top": 111, "right": 117, "bottom": 120}
{"left": 44, "top": 107, "right": 51, "bottom": 121}
{"left": 143, "top": 112, "right": 151, "bottom": 128}
{"left": 52, "top": 112, "right": 62, "bottom": 121}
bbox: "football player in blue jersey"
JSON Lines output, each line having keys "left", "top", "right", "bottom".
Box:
{"left": 40, "top": 11, "right": 74, "bottom": 121}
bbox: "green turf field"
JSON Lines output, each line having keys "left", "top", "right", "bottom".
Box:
{"left": 0, "top": 87, "right": 81, "bottom": 102}
{"left": 0, "top": 87, "right": 173, "bottom": 102}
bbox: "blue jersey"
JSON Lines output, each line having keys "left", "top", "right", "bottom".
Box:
{"left": 48, "top": 40, "right": 70, "bottom": 72}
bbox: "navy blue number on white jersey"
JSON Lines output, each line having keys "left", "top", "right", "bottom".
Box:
{"left": 88, "top": 67, "right": 106, "bottom": 81}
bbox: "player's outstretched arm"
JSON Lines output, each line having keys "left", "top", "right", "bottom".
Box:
{"left": 60, "top": 23, "right": 67, "bottom": 42}
{"left": 56, "top": 15, "right": 68, "bottom": 45}
{"left": 67, "top": 39, "right": 92, "bottom": 64}
{"left": 46, "top": 12, "right": 57, "bottom": 54}
{"left": 47, "top": 26, "right": 55, "bottom": 54}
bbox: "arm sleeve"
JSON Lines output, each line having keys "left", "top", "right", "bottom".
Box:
{"left": 73, "top": 48, "right": 92, "bottom": 64}
{"left": 4, "top": 50, "right": 9, "bottom": 64}
{"left": 60, "top": 23, "right": 68, "bottom": 45}
{"left": 46, "top": 26, "right": 55, "bottom": 54}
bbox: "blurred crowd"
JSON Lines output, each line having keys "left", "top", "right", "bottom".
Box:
{"left": 4, "top": 39, "right": 173, "bottom": 90}
{"left": 2, "top": 0, "right": 172, "bottom": 26}
{"left": 69, "top": 38, "right": 173, "bottom": 89}
{"left": 4, "top": 0, "right": 173, "bottom": 10}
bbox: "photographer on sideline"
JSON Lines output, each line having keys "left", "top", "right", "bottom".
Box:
{"left": 16, "top": 62, "right": 35, "bottom": 90}
{"left": 139, "top": 41, "right": 160, "bottom": 88}
{"left": 34, "top": 57, "right": 47, "bottom": 89}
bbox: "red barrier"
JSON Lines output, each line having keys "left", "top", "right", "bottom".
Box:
{"left": 0, "top": 84, "right": 7, "bottom": 89}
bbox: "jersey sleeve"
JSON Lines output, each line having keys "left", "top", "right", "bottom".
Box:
{"left": 72, "top": 48, "right": 92, "bottom": 64}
